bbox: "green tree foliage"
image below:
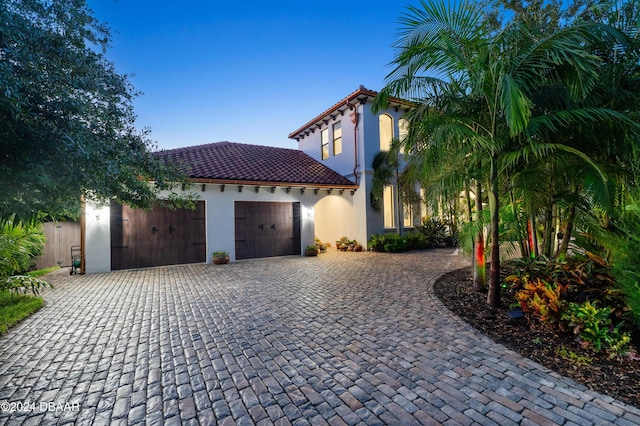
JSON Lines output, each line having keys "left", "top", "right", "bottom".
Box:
{"left": 609, "top": 197, "right": 640, "bottom": 328}
{"left": 0, "top": 0, "right": 189, "bottom": 225}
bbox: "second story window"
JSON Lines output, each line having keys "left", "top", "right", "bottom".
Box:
{"left": 321, "top": 128, "right": 329, "bottom": 160}
{"left": 399, "top": 118, "right": 409, "bottom": 154}
{"left": 333, "top": 121, "right": 342, "bottom": 156}
{"left": 379, "top": 113, "right": 393, "bottom": 151}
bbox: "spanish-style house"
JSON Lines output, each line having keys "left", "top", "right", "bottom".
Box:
{"left": 83, "top": 86, "right": 415, "bottom": 273}
{"left": 288, "top": 85, "right": 416, "bottom": 249}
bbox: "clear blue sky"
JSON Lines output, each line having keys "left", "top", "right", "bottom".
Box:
{"left": 88, "top": 0, "right": 412, "bottom": 151}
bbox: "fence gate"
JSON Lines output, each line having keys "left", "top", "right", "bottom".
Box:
{"left": 34, "top": 222, "right": 81, "bottom": 269}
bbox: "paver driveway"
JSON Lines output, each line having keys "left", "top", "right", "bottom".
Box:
{"left": 0, "top": 249, "right": 639, "bottom": 425}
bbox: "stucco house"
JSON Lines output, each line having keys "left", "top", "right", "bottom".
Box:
{"left": 288, "top": 85, "right": 417, "bottom": 249}
{"left": 83, "top": 86, "right": 415, "bottom": 273}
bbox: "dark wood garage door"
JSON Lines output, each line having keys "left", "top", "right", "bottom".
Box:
{"left": 110, "top": 200, "right": 206, "bottom": 270}
{"left": 235, "top": 201, "right": 301, "bottom": 260}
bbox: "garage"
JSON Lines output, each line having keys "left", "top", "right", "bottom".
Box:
{"left": 235, "top": 201, "right": 301, "bottom": 260}
{"left": 110, "top": 200, "right": 206, "bottom": 270}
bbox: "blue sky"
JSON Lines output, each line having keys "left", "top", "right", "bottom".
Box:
{"left": 88, "top": 1, "right": 412, "bottom": 151}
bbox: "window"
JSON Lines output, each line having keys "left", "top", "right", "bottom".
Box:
{"left": 403, "top": 202, "right": 413, "bottom": 228}
{"left": 333, "top": 121, "right": 342, "bottom": 155}
{"left": 383, "top": 185, "right": 395, "bottom": 228}
{"left": 379, "top": 114, "right": 393, "bottom": 151}
{"left": 399, "top": 118, "right": 409, "bottom": 141}
{"left": 399, "top": 118, "right": 409, "bottom": 154}
{"left": 321, "top": 128, "right": 329, "bottom": 160}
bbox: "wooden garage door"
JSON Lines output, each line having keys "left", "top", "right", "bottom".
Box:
{"left": 110, "top": 201, "right": 206, "bottom": 270}
{"left": 235, "top": 201, "right": 301, "bottom": 260}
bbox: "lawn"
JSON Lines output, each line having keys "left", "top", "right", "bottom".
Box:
{"left": 0, "top": 291, "right": 44, "bottom": 335}
{"left": 0, "top": 266, "right": 58, "bottom": 335}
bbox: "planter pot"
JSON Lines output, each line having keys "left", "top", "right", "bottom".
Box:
{"left": 213, "top": 256, "right": 230, "bottom": 265}
{"left": 305, "top": 249, "right": 318, "bottom": 257}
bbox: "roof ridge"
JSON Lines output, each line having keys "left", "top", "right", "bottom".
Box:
{"left": 157, "top": 141, "right": 302, "bottom": 155}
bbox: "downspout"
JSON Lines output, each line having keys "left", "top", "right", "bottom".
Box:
{"left": 347, "top": 101, "right": 360, "bottom": 185}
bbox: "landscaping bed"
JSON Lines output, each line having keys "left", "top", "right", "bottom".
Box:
{"left": 434, "top": 266, "right": 640, "bottom": 409}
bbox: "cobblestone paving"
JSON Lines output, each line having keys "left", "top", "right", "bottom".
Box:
{"left": 1, "top": 249, "right": 639, "bottom": 425}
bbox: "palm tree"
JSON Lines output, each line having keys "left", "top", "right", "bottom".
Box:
{"left": 370, "top": 138, "right": 420, "bottom": 235}
{"left": 374, "top": 0, "right": 623, "bottom": 307}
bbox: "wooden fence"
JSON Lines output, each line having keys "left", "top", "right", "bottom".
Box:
{"left": 34, "top": 222, "right": 81, "bottom": 269}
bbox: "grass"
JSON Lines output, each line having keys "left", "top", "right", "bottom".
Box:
{"left": 0, "top": 266, "right": 56, "bottom": 335}
{"left": 0, "top": 291, "right": 44, "bottom": 335}
{"left": 27, "top": 265, "right": 59, "bottom": 278}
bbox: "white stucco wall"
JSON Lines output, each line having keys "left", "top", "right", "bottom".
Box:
{"left": 295, "top": 100, "right": 412, "bottom": 246}
{"left": 84, "top": 202, "right": 111, "bottom": 274}
{"left": 197, "top": 184, "right": 324, "bottom": 262}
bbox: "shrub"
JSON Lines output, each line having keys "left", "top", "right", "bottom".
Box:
{"left": 513, "top": 277, "right": 567, "bottom": 326}
{"left": 609, "top": 201, "right": 640, "bottom": 329}
{"left": 1, "top": 275, "right": 54, "bottom": 296}
{"left": 507, "top": 252, "right": 626, "bottom": 317}
{"left": 562, "top": 300, "right": 631, "bottom": 357}
{"left": 415, "top": 218, "right": 450, "bottom": 248}
{"left": 368, "top": 233, "right": 406, "bottom": 253}
{"left": 404, "top": 232, "right": 429, "bottom": 250}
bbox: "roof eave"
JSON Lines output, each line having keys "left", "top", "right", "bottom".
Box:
{"left": 186, "top": 177, "right": 359, "bottom": 190}
{"left": 287, "top": 87, "right": 413, "bottom": 140}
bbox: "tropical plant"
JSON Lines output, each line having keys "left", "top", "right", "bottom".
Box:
{"left": 373, "top": 0, "right": 629, "bottom": 307}
{"left": 514, "top": 277, "right": 568, "bottom": 326}
{"left": 0, "top": 221, "right": 46, "bottom": 280}
{"left": 1, "top": 275, "right": 53, "bottom": 296}
{"left": 415, "top": 218, "right": 451, "bottom": 248}
{"left": 370, "top": 138, "right": 420, "bottom": 235}
{"left": 562, "top": 300, "right": 631, "bottom": 356}
{"left": 609, "top": 196, "right": 640, "bottom": 328}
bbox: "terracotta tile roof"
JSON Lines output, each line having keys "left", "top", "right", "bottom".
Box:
{"left": 156, "top": 142, "right": 357, "bottom": 188}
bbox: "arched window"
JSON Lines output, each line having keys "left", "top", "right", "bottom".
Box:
{"left": 379, "top": 114, "right": 394, "bottom": 151}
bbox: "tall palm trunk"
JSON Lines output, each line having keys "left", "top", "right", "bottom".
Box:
{"left": 474, "top": 179, "right": 486, "bottom": 292}
{"left": 508, "top": 183, "right": 527, "bottom": 258}
{"left": 558, "top": 204, "right": 576, "bottom": 258}
{"left": 542, "top": 204, "right": 554, "bottom": 258}
{"left": 487, "top": 156, "right": 501, "bottom": 307}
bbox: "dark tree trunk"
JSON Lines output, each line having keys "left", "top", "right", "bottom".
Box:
{"left": 558, "top": 204, "right": 576, "bottom": 258}
{"left": 542, "top": 204, "right": 554, "bottom": 258}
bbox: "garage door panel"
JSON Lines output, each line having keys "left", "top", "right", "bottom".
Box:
{"left": 234, "top": 201, "right": 300, "bottom": 260}
{"left": 111, "top": 201, "right": 206, "bottom": 270}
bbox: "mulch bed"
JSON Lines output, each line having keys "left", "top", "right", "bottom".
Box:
{"left": 433, "top": 266, "right": 640, "bottom": 409}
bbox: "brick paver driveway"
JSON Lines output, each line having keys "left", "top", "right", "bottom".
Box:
{"left": 1, "top": 249, "right": 639, "bottom": 425}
